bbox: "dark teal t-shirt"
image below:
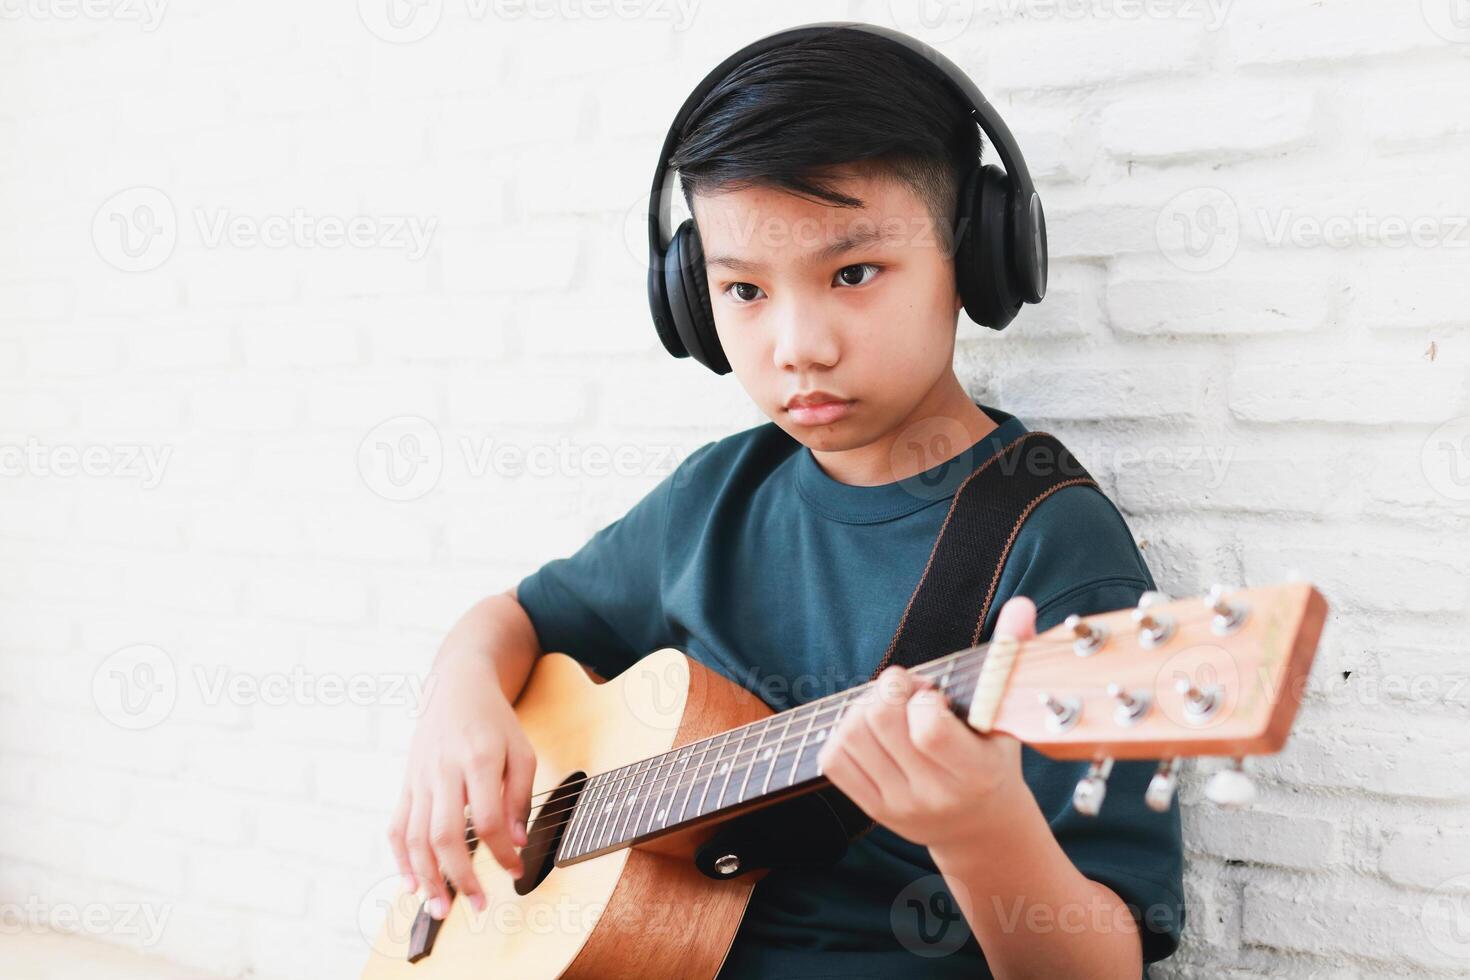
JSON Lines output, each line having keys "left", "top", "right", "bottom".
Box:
{"left": 516, "top": 403, "right": 1185, "bottom": 978}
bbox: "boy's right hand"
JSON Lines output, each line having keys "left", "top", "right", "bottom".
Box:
{"left": 386, "top": 644, "right": 537, "bottom": 919}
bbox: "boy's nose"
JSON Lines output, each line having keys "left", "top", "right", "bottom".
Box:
{"left": 771, "top": 302, "right": 841, "bottom": 372}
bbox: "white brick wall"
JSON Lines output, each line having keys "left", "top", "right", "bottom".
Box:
{"left": 1, "top": 1, "right": 1468, "bottom": 977}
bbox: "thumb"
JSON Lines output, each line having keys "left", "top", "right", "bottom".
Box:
{"left": 994, "top": 595, "right": 1037, "bottom": 641}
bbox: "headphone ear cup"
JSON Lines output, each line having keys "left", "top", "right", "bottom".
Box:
{"left": 956, "top": 165, "right": 1024, "bottom": 331}
{"left": 670, "top": 220, "right": 731, "bottom": 375}
{"left": 651, "top": 239, "right": 689, "bottom": 360}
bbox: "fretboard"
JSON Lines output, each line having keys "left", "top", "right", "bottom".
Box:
{"left": 557, "top": 642, "right": 989, "bottom": 864}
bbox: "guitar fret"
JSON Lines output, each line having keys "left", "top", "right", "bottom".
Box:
{"left": 804, "top": 694, "right": 855, "bottom": 780}
{"left": 712, "top": 726, "right": 745, "bottom": 812}
{"left": 760, "top": 710, "right": 799, "bottom": 796}
{"left": 610, "top": 757, "right": 652, "bottom": 851}
{"left": 732, "top": 726, "right": 763, "bottom": 805}
{"left": 610, "top": 763, "right": 644, "bottom": 853}
{"left": 693, "top": 731, "right": 734, "bottom": 820}
{"left": 629, "top": 749, "right": 673, "bottom": 842}
{"left": 677, "top": 732, "right": 719, "bottom": 824}
{"left": 647, "top": 748, "right": 684, "bottom": 837}
{"left": 752, "top": 717, "right": 787, "bottom": 799}
{"left": 589, "top": 767, "right": 624, "bottom": 857}
{"left": 784, "top": 703, "right": 822, "bottom": 789}
{"left": 658, "top": 746, "right": 692, "bottom": 830}
{"left": 574, "top": 772, "right": 609, "bottom": 859}
{"left": 566, "top": 772, "right": 604, "bottom": 859}
{"left": 558, "top": 788, "right": 583, "bottom": 859}
{"left": 594, "top": 760, "right": 638, "bottom": 857}
{"left": 730, "top": 717, "right": 775, "bottom": 807}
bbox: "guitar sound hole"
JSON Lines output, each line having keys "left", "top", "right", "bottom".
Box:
{"left": 514, "top": 771, "right": 585, "bottom": 896}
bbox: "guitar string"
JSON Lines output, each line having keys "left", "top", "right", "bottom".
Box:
{"left": 515, "top": 658, "right": 989, "bottom": 848}
{"left": 507, "top": 601, "right": 1226, "bottom": 812}
{"left": 452, "top": 603, "right": 1236, "bottom": 853}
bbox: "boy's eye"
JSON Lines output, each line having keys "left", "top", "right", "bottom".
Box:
{"left": 724, "top": 282, "right": 765, "bottom": 304}
{"left": 722, "top": 264, "right": 880, "bottom": 304}
{"left": 834, "top": 263, "right": 879, "bottom": 288}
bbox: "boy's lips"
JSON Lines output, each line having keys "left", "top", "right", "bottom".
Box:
{"left": 784, "top": 393, "right": 855, "bottom": 427}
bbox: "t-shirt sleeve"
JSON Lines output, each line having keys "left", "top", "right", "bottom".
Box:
{"left": 514, "top": 446, "right": 708, "bottom": 680}
{"left": 988, "top": 486, "right": 1187, "bottom": 966}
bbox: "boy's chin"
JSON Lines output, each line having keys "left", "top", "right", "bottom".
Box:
{"left": 774, "top": 418, "right": 870, "bottom": 453}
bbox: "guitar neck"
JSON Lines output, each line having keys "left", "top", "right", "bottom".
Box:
{"left": 555, "top": 643, "right": 991, "bottom": 864}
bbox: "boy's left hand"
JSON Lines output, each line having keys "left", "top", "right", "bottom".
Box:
{"left": 817, "top": 595, "right": 1038, "bottom": 850}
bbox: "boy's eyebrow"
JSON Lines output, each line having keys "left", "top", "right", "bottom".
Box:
{"left": 703, "top": 225, "right": 903, "bottom": 273}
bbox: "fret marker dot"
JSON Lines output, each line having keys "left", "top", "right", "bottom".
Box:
{"left": 656, "top": 809, "right": 665, "bottom": 820}
{"left": 815, "top": 730, "right": 827, "bottom": 742}
{"left": 718, "top": 763, "right": 729, "bottom": 774}
{"left": 761, "top": 748, "right": 773, "bottom": 760}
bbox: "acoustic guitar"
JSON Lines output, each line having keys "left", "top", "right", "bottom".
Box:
{"left": 362, "top": 583, "right": 1327, "bottom": 978}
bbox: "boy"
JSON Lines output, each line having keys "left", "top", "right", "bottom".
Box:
{"left": 387, "top": 25, "right": 1185, "bottom": 979}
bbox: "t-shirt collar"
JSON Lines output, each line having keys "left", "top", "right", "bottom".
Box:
{"left": 792, "top": 403, "right": 1029, "bottom": 524}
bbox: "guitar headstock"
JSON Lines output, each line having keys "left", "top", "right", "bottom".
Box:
{"left": 986, "top": 582, "right": 1327, "bottom": 813}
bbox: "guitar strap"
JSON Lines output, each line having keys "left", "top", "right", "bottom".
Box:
{"left": 695, "top": 430, "right": 1099, "bottom": 878}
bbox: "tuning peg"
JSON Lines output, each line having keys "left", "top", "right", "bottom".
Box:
{"left": 1145, "top": 758, "right": 1182, "bottom": 812}
{"left": 1204, "top": 584, "right": 1249, "bottom": 635}
{"left": 1204, "top": 758, "right": 1256, "bottom": 808}
{"left": 1071, "top": 757, "right": 1114, "bottom": 816}
{"left": 1174, "top": 678, "right": 1222, "bottom": 723}
{"left": 1038, "top": 692, "right": 1081, "bottom": 732}
{"left": 1107, "top": 682, "right": 1151, "bottom": 725}
{"left": 1065, "top": 614, "right": 1108, "bottom": 656}
{"left": 1131, "top": 591, "right": 1175, "bottom": 648}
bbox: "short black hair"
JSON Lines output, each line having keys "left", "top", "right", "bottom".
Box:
{"left": 668, "top": 30, "right": 981, "bottom": 256}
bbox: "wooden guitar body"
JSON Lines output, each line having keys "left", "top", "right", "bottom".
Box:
{"left": 362, "top": 648, "right": 774, "bottom": 980}
{"left": 361, "top": 584, "right": 1327, "bottom": 979}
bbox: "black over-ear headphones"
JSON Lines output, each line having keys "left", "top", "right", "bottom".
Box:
{"left": 646, "top": 21, "right": 1048, "bottom": 376}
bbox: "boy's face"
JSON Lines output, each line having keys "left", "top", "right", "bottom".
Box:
{"left": 692, "top": 168, "right": 964, "bottom": 454}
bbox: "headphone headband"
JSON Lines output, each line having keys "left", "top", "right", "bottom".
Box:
{"left": 647, "top": 22, "right": 1048, "bottom": 371}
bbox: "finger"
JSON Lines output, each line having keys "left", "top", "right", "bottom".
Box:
{"left": 503, "top": 739, "right": 537, "bottom": 849}
{"left": 994, "top": 595, "right": 1038, "bottom": 641}
{"left": 906, "top": 685, "right": 976, "bottom": 779}
{"left": 428, "top": 773, "right": 482, "bottom": 915}
{"left": 861, "top": 667, "right": 946, "bottom": 783}
{"left": 819, "top": 739, "right": 883, "bottom": 815}
{"left": 404, "top": 786, "right": 447, "bottom": 918}
{"left": 465, "top": 745, "right": 522, "bottom": 878}
{"left": 386, "top": 784, "right": 416, "bottom": 893}
{"left": 833, "top": 697, "right": 907, "bottom": 800}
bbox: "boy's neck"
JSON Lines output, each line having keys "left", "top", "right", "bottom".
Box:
{"left": 806, "top": 373, "right": 997, "bottom": 487}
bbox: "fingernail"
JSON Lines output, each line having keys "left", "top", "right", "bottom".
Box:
{"left": 427, "top": 897, "right": 446, "bottom": 919}
{"left": 469, "top": 894, "right": 486, "bottom": 914}
{"left": 401, "top": 875, "right": 416, "bottom": 894}
{"left": 513, "top": 819, "right": 527, "bottom": 846}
